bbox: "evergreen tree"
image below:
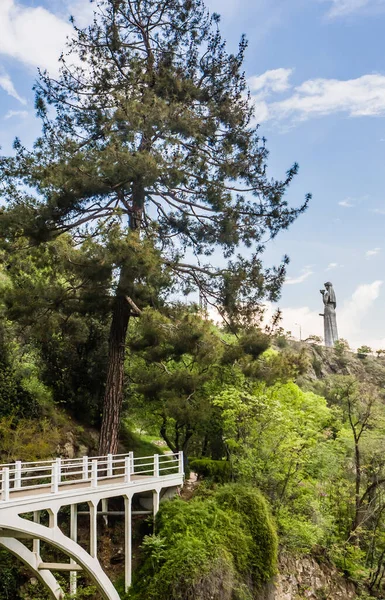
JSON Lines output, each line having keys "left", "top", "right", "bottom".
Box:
{"left": 0, "top": 0, "right": 309, "bottom": 453}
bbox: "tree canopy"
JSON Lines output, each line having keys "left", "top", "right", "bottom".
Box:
{"left": 0, "top": 0, "right": 309, "bottom": 452}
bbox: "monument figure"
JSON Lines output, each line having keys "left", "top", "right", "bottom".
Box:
{"left": 320, "top": 282, "right": 338, "bottom": 347}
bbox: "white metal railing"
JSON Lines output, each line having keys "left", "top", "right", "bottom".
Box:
{"left": 0, "top": 452, "right": 184, "bottom": 502}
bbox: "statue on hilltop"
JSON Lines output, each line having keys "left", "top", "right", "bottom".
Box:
{"left": 320, "top": 282, "right": 338, "bottom": 347}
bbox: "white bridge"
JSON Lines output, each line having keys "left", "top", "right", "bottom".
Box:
{"left": 0, "top": 452, "right": 184, "bottom": 599}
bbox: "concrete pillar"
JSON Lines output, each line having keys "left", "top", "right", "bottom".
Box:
{"left": 88, "top": 501, "right": 97, "bottom": 558}
{"left": 124, "top": 496, "right": 132, "bottom": 592}
{"left": 48, "top": 509, "right": 57, "bottom": 529}
{"left": 33, "top": 511, "right": 40, "bottom": 558}
{"left": 101, "top": 498, "right": 108, "bottom": 527}
{"left": 70, "top": 504, "right": 78, "bottom": 596}
{"left": 153, "top": 490, "right": 160, "bottom": 519}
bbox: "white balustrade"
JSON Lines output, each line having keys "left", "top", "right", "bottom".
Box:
{"left": 0, "top": 452, "right": 184, "bottom": 502}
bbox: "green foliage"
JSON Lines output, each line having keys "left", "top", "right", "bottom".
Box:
{"left": 0, "top": 239, "right": 110, "bottom": 424}
{"left": 0, "top": 321, "right": 41, "bottom": 419}
{"left": 213, "top": 484, "right": 278, "bottom": 584}
{"left": 0, "top": 363, "right": 40, "bottom": 419}
{"left": 189, "top": 458, "right": 232, "bottom": 483}
{"left": 238, "top": 330, "right": 270, "bottom": 359}
{"left": 357, "top": 345, "right": 372, "bottom": 357}
{"left": 128, "top": 484, "right": 277, "bottom": 600}
{"left": 0, "top": 548, "right": 20, "bottom": 600}
{"left": 126, "top": 308, "right": 278, "bottom": 458}
{"left": 274, "top": 333, "right": 289, "bottom": 349}
{"left": 0, "top": 416, "right": 61, "bottom": 462}
{"left": 214, "top": 381, "right": 337, "bottom": 551}
{"left": 65, "top": 585, "right": 98, "bottom": 599}
{"left": 120, "top": 420, "right": 166, "bottom": 457}
{"left": 334, "top": 338, "right": 350, "bottom": 357}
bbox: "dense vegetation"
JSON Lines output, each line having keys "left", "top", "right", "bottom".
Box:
{"left": 128, "top": 485, "right": 277, "bottom": 600}
{"left": 2, "top": 1, "right": 385, "bottom": 599}
{"left": 0, "top": 0, "right": 308, "bottom": 456}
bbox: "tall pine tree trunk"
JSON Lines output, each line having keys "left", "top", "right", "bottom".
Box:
{"left": 98, "top": 181, "right": 144, "bottom": 455}
{"left": 98, "top": 288, "right": 131, "bottom": 455}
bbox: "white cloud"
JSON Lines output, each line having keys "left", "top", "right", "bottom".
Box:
{"left": 269, "top": 280, "right": 383, "bottom": 349}
{"left": 270, "top": 74, "right": 385, "bottom": 122}
{"left": 339, "top": 199, "right": 354, "bottom": 207}
{"left": 0, "top": 68, "right": 25, "bottom": 104}
{"left": 249, "top": 68, "right": 293, "bottom": 95}
{"left": 249, "top": 69, "right": 293, "bottom": 124}
{"left": 284, "top": 266, "right": 314, "bottom": 286}
{"left": 325, "top": 0, "right": 371, "bottom": 17}
{"left": 4, "top": 109, "right": 28, "bottom": 119}
{"left": 251, "top": 69, "right": 385, "bottom": 124}
{"left": 372, "top": 208, "right": 385, "bottom": 214}
{"left": 366, "top": 247, "right": 381, "bottom": 257}
{"left": 323, "top": 0, "right": 385, "bottom": 17}
{"left": 326, "top": 262, "right": 344, "bottom": 271}
{"left": 338, "top": 281, "right": 383, "bottom": 345}
{"left": 0, "top": 0, "right": 72, "bottom": 75}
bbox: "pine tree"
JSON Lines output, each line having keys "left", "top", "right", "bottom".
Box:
{"left": 0, "top": 0, "right": 309, "bottom": 454}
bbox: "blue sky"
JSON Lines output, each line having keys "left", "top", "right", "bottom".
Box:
{"left": 1, "top": 0, "right": 385, "bottom": 348}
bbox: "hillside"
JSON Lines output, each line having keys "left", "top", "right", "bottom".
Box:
{"left": 290, "top": 340, "right": 385, "bottom": 385}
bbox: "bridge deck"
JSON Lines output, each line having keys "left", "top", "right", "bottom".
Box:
{"left": 6, "top": 474, "right": 153, "bottom": 501}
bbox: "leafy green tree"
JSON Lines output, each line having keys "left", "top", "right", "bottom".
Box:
{"left": 323, "top": 376, "right": 385, "bottom": 535}
{"left": 357, "top": 345, "right": 372, "bottom": 357}
{"left": 0, "top": 0, "right": 309, "bottom": 453}
{"left": 127, "top": 308, "right": 274, "bottom": 462}
{"left": 0, "top": 236, "right": 111, "bottom": 422}
{"left": 214, "top": 381, "right": 337, "bottom": 550}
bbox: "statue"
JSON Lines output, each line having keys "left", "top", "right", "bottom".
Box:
{"left": 320, "top": 282, "right": 338, "bottom": 347}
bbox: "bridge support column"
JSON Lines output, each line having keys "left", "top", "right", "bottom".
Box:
{"left": 33, "top": 511, "right": 40, "bottom": 558}
{"left": 102, "top": 498, "right": 108, "bottom": 527}
{"left": 70, "top": 504, "right": 78, "bottom": 596}
{"left": 153, "top": 490, "right": 160, "bottom": 519}
{"left": 48, "top": 509, "right": 58, "bottom": 529}
{"left": 124, "top": 496, "right": 132, "bottom": 592}
{"left": 88, "top": 501, "right": 97, "bottom": 558}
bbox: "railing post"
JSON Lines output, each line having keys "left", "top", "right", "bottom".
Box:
{"left": 129, "top": 451, "right": 134, "bottom": 475}
{"left": 154, "top": 454, "right": 159, "bottom": 478}
{"left": 178, "top": 451, "right": 184, "bottom": 475}
{"left": 15, "top": 461, "right": 22, "bottom": 489}
{"left": 82, "top": 456, "right": 89, "bottom": 480}
{"left": 124, "top": 456, "right": 131, "bottom": 483}
{"left": 107, "top": 453, "right": 113, "bottom": 477}
{"left": 51, "top": 461, "right": 59, "bottom": 494}
{"left": 91, "top": 459, "right": 98, "bottom": 488}
{"left": 2, "top": 468, "right": 9, "bottom": 501}
{"left": 56, "top": 458, "right": 62, "bottom": 486}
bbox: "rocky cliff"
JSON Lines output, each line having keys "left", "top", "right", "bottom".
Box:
{"left": 259, "top": 553, "right": 357, "bottom": 600}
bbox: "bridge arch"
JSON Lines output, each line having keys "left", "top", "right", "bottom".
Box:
{"left": 0, "top": 451, "right": 184, "bottom": 598}
{"left": 0, "top": 536, "right": 64, "bottom": 600}
{"left": 0, "top": 515, "right": 120, "bottom": 600}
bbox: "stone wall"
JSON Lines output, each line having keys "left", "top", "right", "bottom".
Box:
{"left": 259, "top": 553, "right": 357, "bottom": 600}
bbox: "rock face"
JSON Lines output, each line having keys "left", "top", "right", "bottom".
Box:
{"left": 259, "top": 554, "right": 357, "bottom": 600}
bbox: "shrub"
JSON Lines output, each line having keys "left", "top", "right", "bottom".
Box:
{"left": 357, "top": 345, "right": 372, "bottom": 358}
{"left": 189, "top": 458, "right": 232, "bottom": 483}
{"left": 0, "top": 365, "right": 41, "bottom": 419}
{"left": 128, "top": 484, "right": 278, "bottom": 600}
{"left": 0, "top": 416, "right": 61, "bottom": 462}
{"left": 239, "top": 331, "right": 270, "bottom": 359}
{"left": 213, "top": 484, "right": 278, "bottom": 586}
